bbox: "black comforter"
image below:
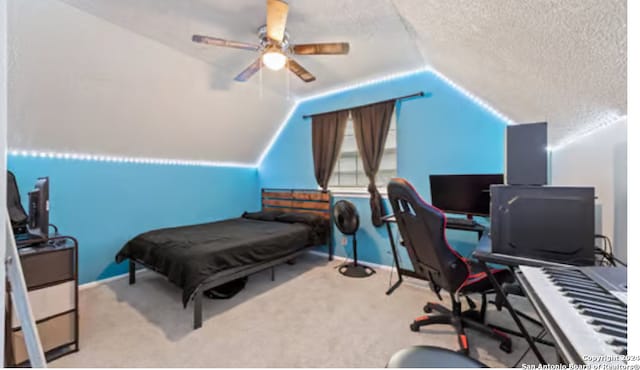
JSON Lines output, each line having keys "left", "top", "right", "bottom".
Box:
{"left": 116, "top": 218, "right": 325, "bottom": 306}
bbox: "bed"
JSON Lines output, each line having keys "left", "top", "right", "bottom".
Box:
{"left": 115, "top": 189, "right": 333, "bottom": 329}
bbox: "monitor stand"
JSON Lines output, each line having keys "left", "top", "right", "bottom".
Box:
{"left": 447, "top": 214, "right": 477, "bottom": 227}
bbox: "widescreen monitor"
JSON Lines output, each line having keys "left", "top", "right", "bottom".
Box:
{"left": 429, "top": 174, "right": 504, "bottom": 217}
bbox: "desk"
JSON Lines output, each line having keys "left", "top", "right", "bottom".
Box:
{"left": 381, "top": 214, "right": 486, "bottom": 295}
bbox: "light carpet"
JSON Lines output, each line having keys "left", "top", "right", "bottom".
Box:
{"left": 51, "top": 253, "right": 557, "bottom": 368}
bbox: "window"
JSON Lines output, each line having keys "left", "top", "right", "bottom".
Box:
{"left": 329, "top": 113, "right": 397, "bottom": 189}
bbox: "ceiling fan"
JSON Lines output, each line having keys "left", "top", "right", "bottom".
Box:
{"left": 192, "top": 0, "right": 349, "bottom": 83}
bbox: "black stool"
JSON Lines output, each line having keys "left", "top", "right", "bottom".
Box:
{"left": 386, "top": 346, "right": 487, "bottom": 368}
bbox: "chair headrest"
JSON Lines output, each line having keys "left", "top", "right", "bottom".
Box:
{"left": 388, "top": 178, "right": 445, "bottom": 220}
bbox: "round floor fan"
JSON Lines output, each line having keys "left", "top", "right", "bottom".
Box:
{"left": 333, "top": 200, "right": 375, "bottom": 278}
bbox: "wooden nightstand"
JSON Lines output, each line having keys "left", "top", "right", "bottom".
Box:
{"left": 5, "top": 236, "right": 79, "bottom": 366}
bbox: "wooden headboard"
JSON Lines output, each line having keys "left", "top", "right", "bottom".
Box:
{"left": 262, "top": 188, "right": 332, "bottom": 220}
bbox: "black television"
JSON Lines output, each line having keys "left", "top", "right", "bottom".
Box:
{"left": 27, "top": 177, "right": 49, "bottom": 238}
{"left": 490, "top": 185, "right": 595, "bottom": 266}
{"left": 429, "top": 174, "right": 504, "bottom": 217}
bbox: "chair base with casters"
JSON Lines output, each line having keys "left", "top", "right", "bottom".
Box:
{"left": 386, "top": 345, "right": 487, "bottom": 368}
{"left": 409, "top": 292, "right": 512, "bottom": 355}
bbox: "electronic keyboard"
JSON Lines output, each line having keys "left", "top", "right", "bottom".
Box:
{"left": 518, "top": 265, "right": 627, "bottom": 365}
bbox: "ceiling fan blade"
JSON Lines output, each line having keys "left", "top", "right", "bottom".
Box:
{"left": 192, "top": 35, "right": 260, "bottom": 51}
{"left": 266, "top": 0, "right": 289, "bottom": 42}
{"left": 288, "top": 59, "right": 316, "bottom": 83}
{"left": 292, "top": 43, "right": 350, "bottom": 55}
{"left": 234, "top": 58, "right": 263, "bottom": 82}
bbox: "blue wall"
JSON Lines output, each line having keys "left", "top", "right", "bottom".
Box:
{"left": 260, "top": 70, "right": 507, "bottom": 269}
{"left": 9, "top": 156, "right": 260, "bottom": 284}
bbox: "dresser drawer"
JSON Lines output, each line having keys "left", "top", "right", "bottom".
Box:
{"left": 20, "top": 247, "right": 74, "bottom": 289}
{"left": 12, "top": 311, "right": 76, "bottom": 365}
{"left": 12, "top": 281, "right": 75, "bottom": 328}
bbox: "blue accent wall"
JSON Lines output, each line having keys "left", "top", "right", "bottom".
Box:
{"left": 259, "top": 70, "right": 507, "bottom": 269}
{"left": 8, "top": 156, "right": 260, "bottom": 284}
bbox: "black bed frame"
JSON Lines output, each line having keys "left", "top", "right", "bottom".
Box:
{"left": 128, "top": 188, "right": 333, "bottom": 329}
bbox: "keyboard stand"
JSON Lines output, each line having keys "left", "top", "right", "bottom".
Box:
{"left": 472, "top": 234, "right": 570, "bottom": 365}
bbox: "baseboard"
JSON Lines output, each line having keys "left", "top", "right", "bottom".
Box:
{"left": 80, "top": 252, "right": 429, "bottom": 292}
{"left": 308, "top": 250, "right": 395, "bottom": 271}
{"left": 307, "top": 250, "right": 430, "bottom": 290}
{"left": 79, "top": 268, "right": 148, "bottom": 291}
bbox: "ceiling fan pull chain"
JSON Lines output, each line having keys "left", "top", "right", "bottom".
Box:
{"left": 259, "top": 61, "right": 263, "bottom": 100}
{"left": 286, "top": 58, "right": 291, "bottom": 100}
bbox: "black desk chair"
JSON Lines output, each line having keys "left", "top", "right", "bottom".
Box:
{"left": 387, "top": 178, "right": 513, "bottom": 355}
{"left": 387, "top": 346, "right": 487, "bottom": 368}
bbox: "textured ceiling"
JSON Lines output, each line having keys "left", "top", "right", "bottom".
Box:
{"left": 9, "top": 0, "right": 627, "bottom": 163}
{"left": 392, "top": 0, "right": 627, "bottom": 144}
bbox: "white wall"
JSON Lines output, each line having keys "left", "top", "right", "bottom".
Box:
{"left": 8, "top": 0, "right": 290, "bottom": 164}
{"left": 551, "top": 119, "right": 627, "bottom": 262}
{"left": 1, "top": 0, "right": 8, "bottom": 362}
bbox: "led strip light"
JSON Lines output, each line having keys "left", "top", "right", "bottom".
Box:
{"left": 7, "top": 67, "right": 621, "bottom": 165}
{"left": 258, "top": 66, "right": 517, "bottom": 166}
{"left": 7, "top": 149, "right": 256, "bottom": 169}
{"left": 295, "top": 67, "right": 430, "bottom": 103}
{"left": 428, "top": 68, "right": 516, "bottom": 126}
{"left": 256, "top": 103, "right": 298, "bottom": 166}
{"left": 548, "top": 114, "right": 627, "bottom": 152}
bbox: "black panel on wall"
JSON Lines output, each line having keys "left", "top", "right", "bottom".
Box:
{"left": 506, "top": 122, "right": 548, "bottom": 185}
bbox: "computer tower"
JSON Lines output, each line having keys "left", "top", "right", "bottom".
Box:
{"left": 490, "top": 185, "right": 595, "bottom": 265}
{"left": 506, "top": 122, "right": 548, "bottom": 185}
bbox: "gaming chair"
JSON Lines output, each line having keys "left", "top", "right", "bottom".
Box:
{"left": 387, "top": 178, "right": 513, "bottom": 355}
{"left": 7, "top": 171, "right": 28, "bottom": 234}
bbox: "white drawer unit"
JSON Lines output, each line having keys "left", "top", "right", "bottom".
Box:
{"left": 11, "top": 311, "right": 76, "bottom": 365}
{"left": 5, "top": 237, "right": 79, "bottom": 366}
{"left": 11, "top": 281, "right": 76, "bottom": 328}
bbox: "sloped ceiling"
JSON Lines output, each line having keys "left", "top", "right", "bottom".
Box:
{"left": 392, "top": 0, "right": 626, "bottom": 145}
{"left": 9, "top": 0, "right": 626, "bottom": 164}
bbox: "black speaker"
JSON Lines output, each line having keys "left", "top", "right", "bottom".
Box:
{"left": 506, "top": 122, "right": 548, "bottom": 185}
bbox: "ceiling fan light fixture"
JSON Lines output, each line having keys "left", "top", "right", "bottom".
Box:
{"left": 262, "top": 51, "right": 287, "bottom": 71}
{"left": 192, "top": 0, "right": 349, "bottom": 82}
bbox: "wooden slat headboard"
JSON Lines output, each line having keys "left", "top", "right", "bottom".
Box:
{"left": 262, "top": 189, "right": 332, "bottom": 220}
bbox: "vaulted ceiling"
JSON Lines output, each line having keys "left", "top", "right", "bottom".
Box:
{"left": 9, "top": 0, "right": 626, "bottom": 164}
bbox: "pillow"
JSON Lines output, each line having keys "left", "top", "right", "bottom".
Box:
{"left": 277, "top": 212, "right": 330, "bottom": 245}
{"left": 276, "top": 212, "right": 325, "bottom": 227}
{"left": 242, "top": 210, "right": 284, "bottom": 221}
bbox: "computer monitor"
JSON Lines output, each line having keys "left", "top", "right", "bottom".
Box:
{"left": 429, "top": 174, "right": 504, "bottom": 217}
{"left": 27, "top": 177, "right": 49, "bottom": 238}
{"left": 490, "top": 185, "right": 595, "bottom": 266}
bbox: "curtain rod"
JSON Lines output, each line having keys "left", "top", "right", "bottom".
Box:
{"left": 302, "top": 91, "right": 425, "bottom": 119}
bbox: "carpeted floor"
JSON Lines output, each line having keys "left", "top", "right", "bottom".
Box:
{"left": 51, "top": 253, "right": 557, "bottom": 368}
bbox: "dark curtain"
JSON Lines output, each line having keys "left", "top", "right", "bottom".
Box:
{"left": 311, "top": 110, "right": 350, "bottom": 191}
{"left": 351, "top": 100, "right": 396, "bottom": 227}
